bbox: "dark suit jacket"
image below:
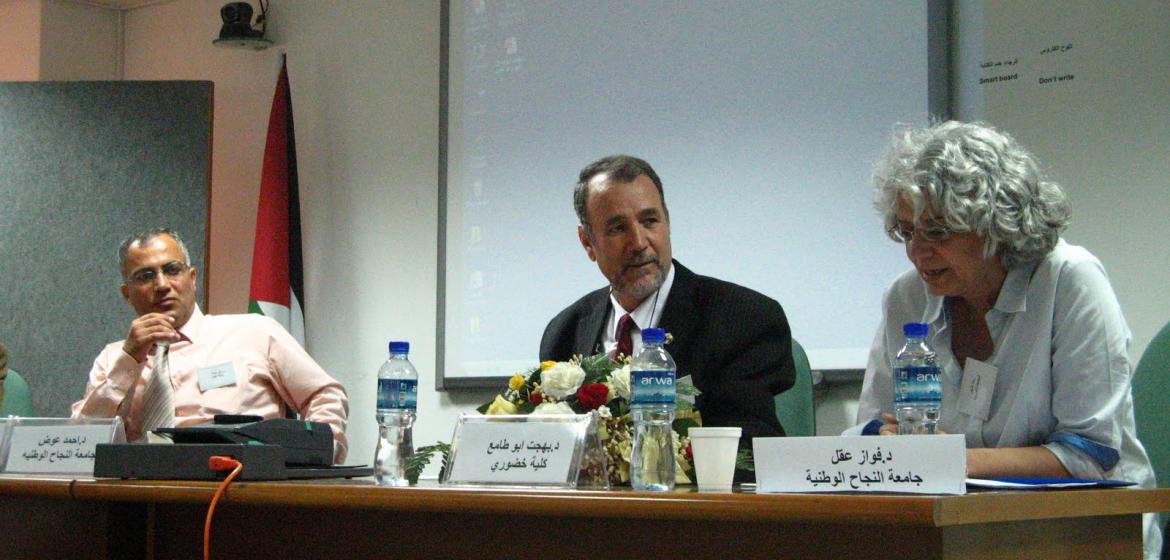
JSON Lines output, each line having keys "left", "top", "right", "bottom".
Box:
{"left": 540, "top": 261, "right": 796, "bottom": 447}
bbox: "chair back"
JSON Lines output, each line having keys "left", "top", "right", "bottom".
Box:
{"left": 1133, "top": 321, "right": 1170, "bottom": 487}
{"left": 774, "top": 339, "right": 815, "bottom": 437}
{"left": 2, "top": 369, "right": 36, "bottom": 417}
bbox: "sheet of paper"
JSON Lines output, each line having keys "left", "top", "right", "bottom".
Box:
{"left": 754, "top": 435, "right": 966, "bottom": 495}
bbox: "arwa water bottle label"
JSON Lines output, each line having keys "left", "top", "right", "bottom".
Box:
{"left": 378, "top": 378, "right": 418, "bottom": 409}
{"left": 630, "top": 369, "right": 676, "bottom": 405}
{"left": 894, "top": 365, "right": 941, "bottom": 404}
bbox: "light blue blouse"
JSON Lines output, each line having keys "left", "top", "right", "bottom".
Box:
{"left": 852, "top": 240, "right": 1159, "bottom": 556}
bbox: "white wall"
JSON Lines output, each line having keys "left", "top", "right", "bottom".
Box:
{"left": 269, "top": 1, "right": 499, "bottom": 468}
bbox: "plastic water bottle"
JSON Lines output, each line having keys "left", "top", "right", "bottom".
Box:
{"left": 893, "top": 322, "right": 942, "bottom": 435}
{"left": 629, "top": 327, "right": 676, "bottom": 491}
{"left": 375, "top": 341, "right": 418, "bottom": 486}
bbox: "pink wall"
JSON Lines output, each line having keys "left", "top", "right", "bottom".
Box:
{"left": 0, "top": 0, "right": 42, "bottom": 80}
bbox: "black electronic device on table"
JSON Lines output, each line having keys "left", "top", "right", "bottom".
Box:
{"left": 93, "top": 416, "right": 372, "bottom": 481}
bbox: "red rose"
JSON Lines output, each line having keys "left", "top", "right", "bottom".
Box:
{"left": 529, "top": 391, "right": 543, "bottom": 405}
{"left": 576, "top": 383, "right": 610, "bottom": 411}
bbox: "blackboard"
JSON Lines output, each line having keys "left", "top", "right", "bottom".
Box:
{"left": 0, "top": 81, "right": 212, "bottom": 417}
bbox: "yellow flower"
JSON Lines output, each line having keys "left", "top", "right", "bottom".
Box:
{"left": 508, "top": 373, "right": 525, "bottom": 391}
{"left": 484, "top": 394, "right": 519, "bottom": 415}
{"left": 540, "top": 360, "right": 557, "bottom": 371}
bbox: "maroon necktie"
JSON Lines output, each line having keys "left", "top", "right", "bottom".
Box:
{"left": 615, "top": 313, "right": 636, "bottom": 359}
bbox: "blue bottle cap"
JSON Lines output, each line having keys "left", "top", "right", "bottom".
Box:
{"left": 641, "top": 328, "right": 666, "bottom": 344}
{"left": 388, "top": 341, "right": 410, "bottom": 354}
{"left": 902, "top": 323, "right": 929, "bottom": 338}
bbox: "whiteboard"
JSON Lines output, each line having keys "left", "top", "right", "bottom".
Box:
{"left": 953, "top": 0, "right": 1170, "bottom": 360}
{"left": 439, "top": 1, "right": 935, "bottom": 386}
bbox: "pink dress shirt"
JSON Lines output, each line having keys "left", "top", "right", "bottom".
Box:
{"left": 72, "top": 305, "right": 349, "bottom": 463}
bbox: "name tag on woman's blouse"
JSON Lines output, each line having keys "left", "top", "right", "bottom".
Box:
{"left": 958, "top": 358, "right": 997, "bottom": 421}
{"left": 197, "top": 362, "right": 238, "bottom": 392}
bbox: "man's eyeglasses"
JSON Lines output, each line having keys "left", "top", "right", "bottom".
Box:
{"left": 126, "top": 261, "right": 190, "bottom": 286}
{"left": 887, "top": 222, "right": 951, "bottom": 244}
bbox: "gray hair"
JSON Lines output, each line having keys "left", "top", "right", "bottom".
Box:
{"left": 873, "top": 121, "right": 1070, "bottom": 268}
{"left": 118, "top": 228, "right": 192, "bottom": 281}
{"left": 574, "top": 155, "right": 667, "bottom": 230}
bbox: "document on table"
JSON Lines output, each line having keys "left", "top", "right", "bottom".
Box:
{"left": 966, "top": 477, "right": 1136, "bottom": 489}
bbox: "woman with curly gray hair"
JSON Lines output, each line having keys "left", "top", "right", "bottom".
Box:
{"left": 851, "top": 121, "right": 1160, "bottom": 556}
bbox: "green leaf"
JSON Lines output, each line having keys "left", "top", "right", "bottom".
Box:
{"left": 676, "top": 383, "right": 702, "bottom": 397}
{"left": 582, "top": 371, "right": 608, "bottom": 385}
{"left": 673, "top": 417, "right": 700, "bottom": 434}
{"left": 407, "top": 442, "right": 452, "bottom": 484}
{"left": 735, "top": 448, "right": 755, "bottom": 472}
{"left": 528, "top": 367, "right": 543, "bottom": 386}
{"left": 582, "top": 352, "right": 616, "bottom": 370}
{"left": 475, "top": 400, "right": 492, "bottom": 415}
{"left": 516, "top": 400, "right": 537, "bottom": 414}
{"left": 579, "top": 353, "right": 617, "bottom": 383}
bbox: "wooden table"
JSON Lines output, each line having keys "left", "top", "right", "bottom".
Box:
{"left": 2, "top": 475, "right": 1166, "bottom": 559}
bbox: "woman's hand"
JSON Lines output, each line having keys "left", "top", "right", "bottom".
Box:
{"left": 878, "top": 413, "right": 900, "bottom": 436}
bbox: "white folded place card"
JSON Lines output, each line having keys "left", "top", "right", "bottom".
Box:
{"left": 753, "top": 435, "right": 966, "bottom": 495}
{"left": 442, "top": 412, "right": 608, "bottom": 488}
{"left": 1, "top": 417, "right": 126, "bottom": 475}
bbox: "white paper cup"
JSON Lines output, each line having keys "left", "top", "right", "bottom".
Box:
{"left": 688, "top": 427, "right": 742, "bottom": 491}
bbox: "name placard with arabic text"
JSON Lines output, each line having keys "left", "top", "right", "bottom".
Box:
{"left": 4, "top": 422, "right": 123, "bottom": 474}
{"left": 444, "top": 415, "right": 593, "bottom": 487}
{"left": 753, "top": 435, "right": 966, "bottom": 495}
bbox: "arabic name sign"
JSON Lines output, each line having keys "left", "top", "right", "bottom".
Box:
{"left": 444, "top": 414, "right": 590, "bottom": 487}
{"left": 4, "top": 423, "right": 116, "bottom": 474}
{"left": 753, "top": 435, "right": 966, "bottom": 495}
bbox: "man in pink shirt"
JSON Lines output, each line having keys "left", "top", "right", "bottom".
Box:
{"left": 72, "top": 229, "right": 349, "bottom": 463}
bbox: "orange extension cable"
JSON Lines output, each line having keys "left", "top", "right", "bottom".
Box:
{"left": 205, "top": 456, "right": 244, "bottom": 560}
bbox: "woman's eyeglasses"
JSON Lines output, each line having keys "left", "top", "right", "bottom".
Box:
{"left": 887, "top": 222, "right": 951, "bottom": 244}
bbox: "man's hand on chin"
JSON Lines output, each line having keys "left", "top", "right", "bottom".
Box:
{"left": 122, "top": 313, "right": 179, "bottom": 363}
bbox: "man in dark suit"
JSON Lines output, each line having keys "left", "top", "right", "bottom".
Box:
{"left": 540, "top": 155, "right": 796, "bottom": 447}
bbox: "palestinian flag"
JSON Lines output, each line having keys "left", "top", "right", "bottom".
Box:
{"left": 249, "top": 57, "right": 305, "bottom": 345}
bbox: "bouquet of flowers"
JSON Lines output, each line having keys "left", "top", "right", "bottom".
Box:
{"left": 477, "top": 351, "right": 702, "bottom": 486}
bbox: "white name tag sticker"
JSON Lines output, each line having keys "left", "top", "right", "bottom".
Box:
{"left": 3, "top": 419, "right": 125, "bottom": 475}
{"left": 443, "top": 414, "right": 602, "bottom": 487}
{"left": 753, "top": 435, "right": 966, "bottom": 495}
{"left": 958, "top": 358, "right": 997, "bottom": 421}
{"left": 197, "top": 362, "right": 237, "bottom": 392}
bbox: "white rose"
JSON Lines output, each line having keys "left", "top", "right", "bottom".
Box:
{"left": 533, "top": 401, "right": 576, "bottom": 415}
{"left": 597, "top": 405, "right": 612, "bottom": 418}
{"left": 608, "top": 364, "right": 631, "bottom": 401}
{"left": 540, "top": 362, "right": 586, "bottom": 399}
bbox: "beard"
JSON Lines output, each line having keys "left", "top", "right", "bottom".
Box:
{"left": 612, "top": 253, "right": 668, "bottom": 304}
